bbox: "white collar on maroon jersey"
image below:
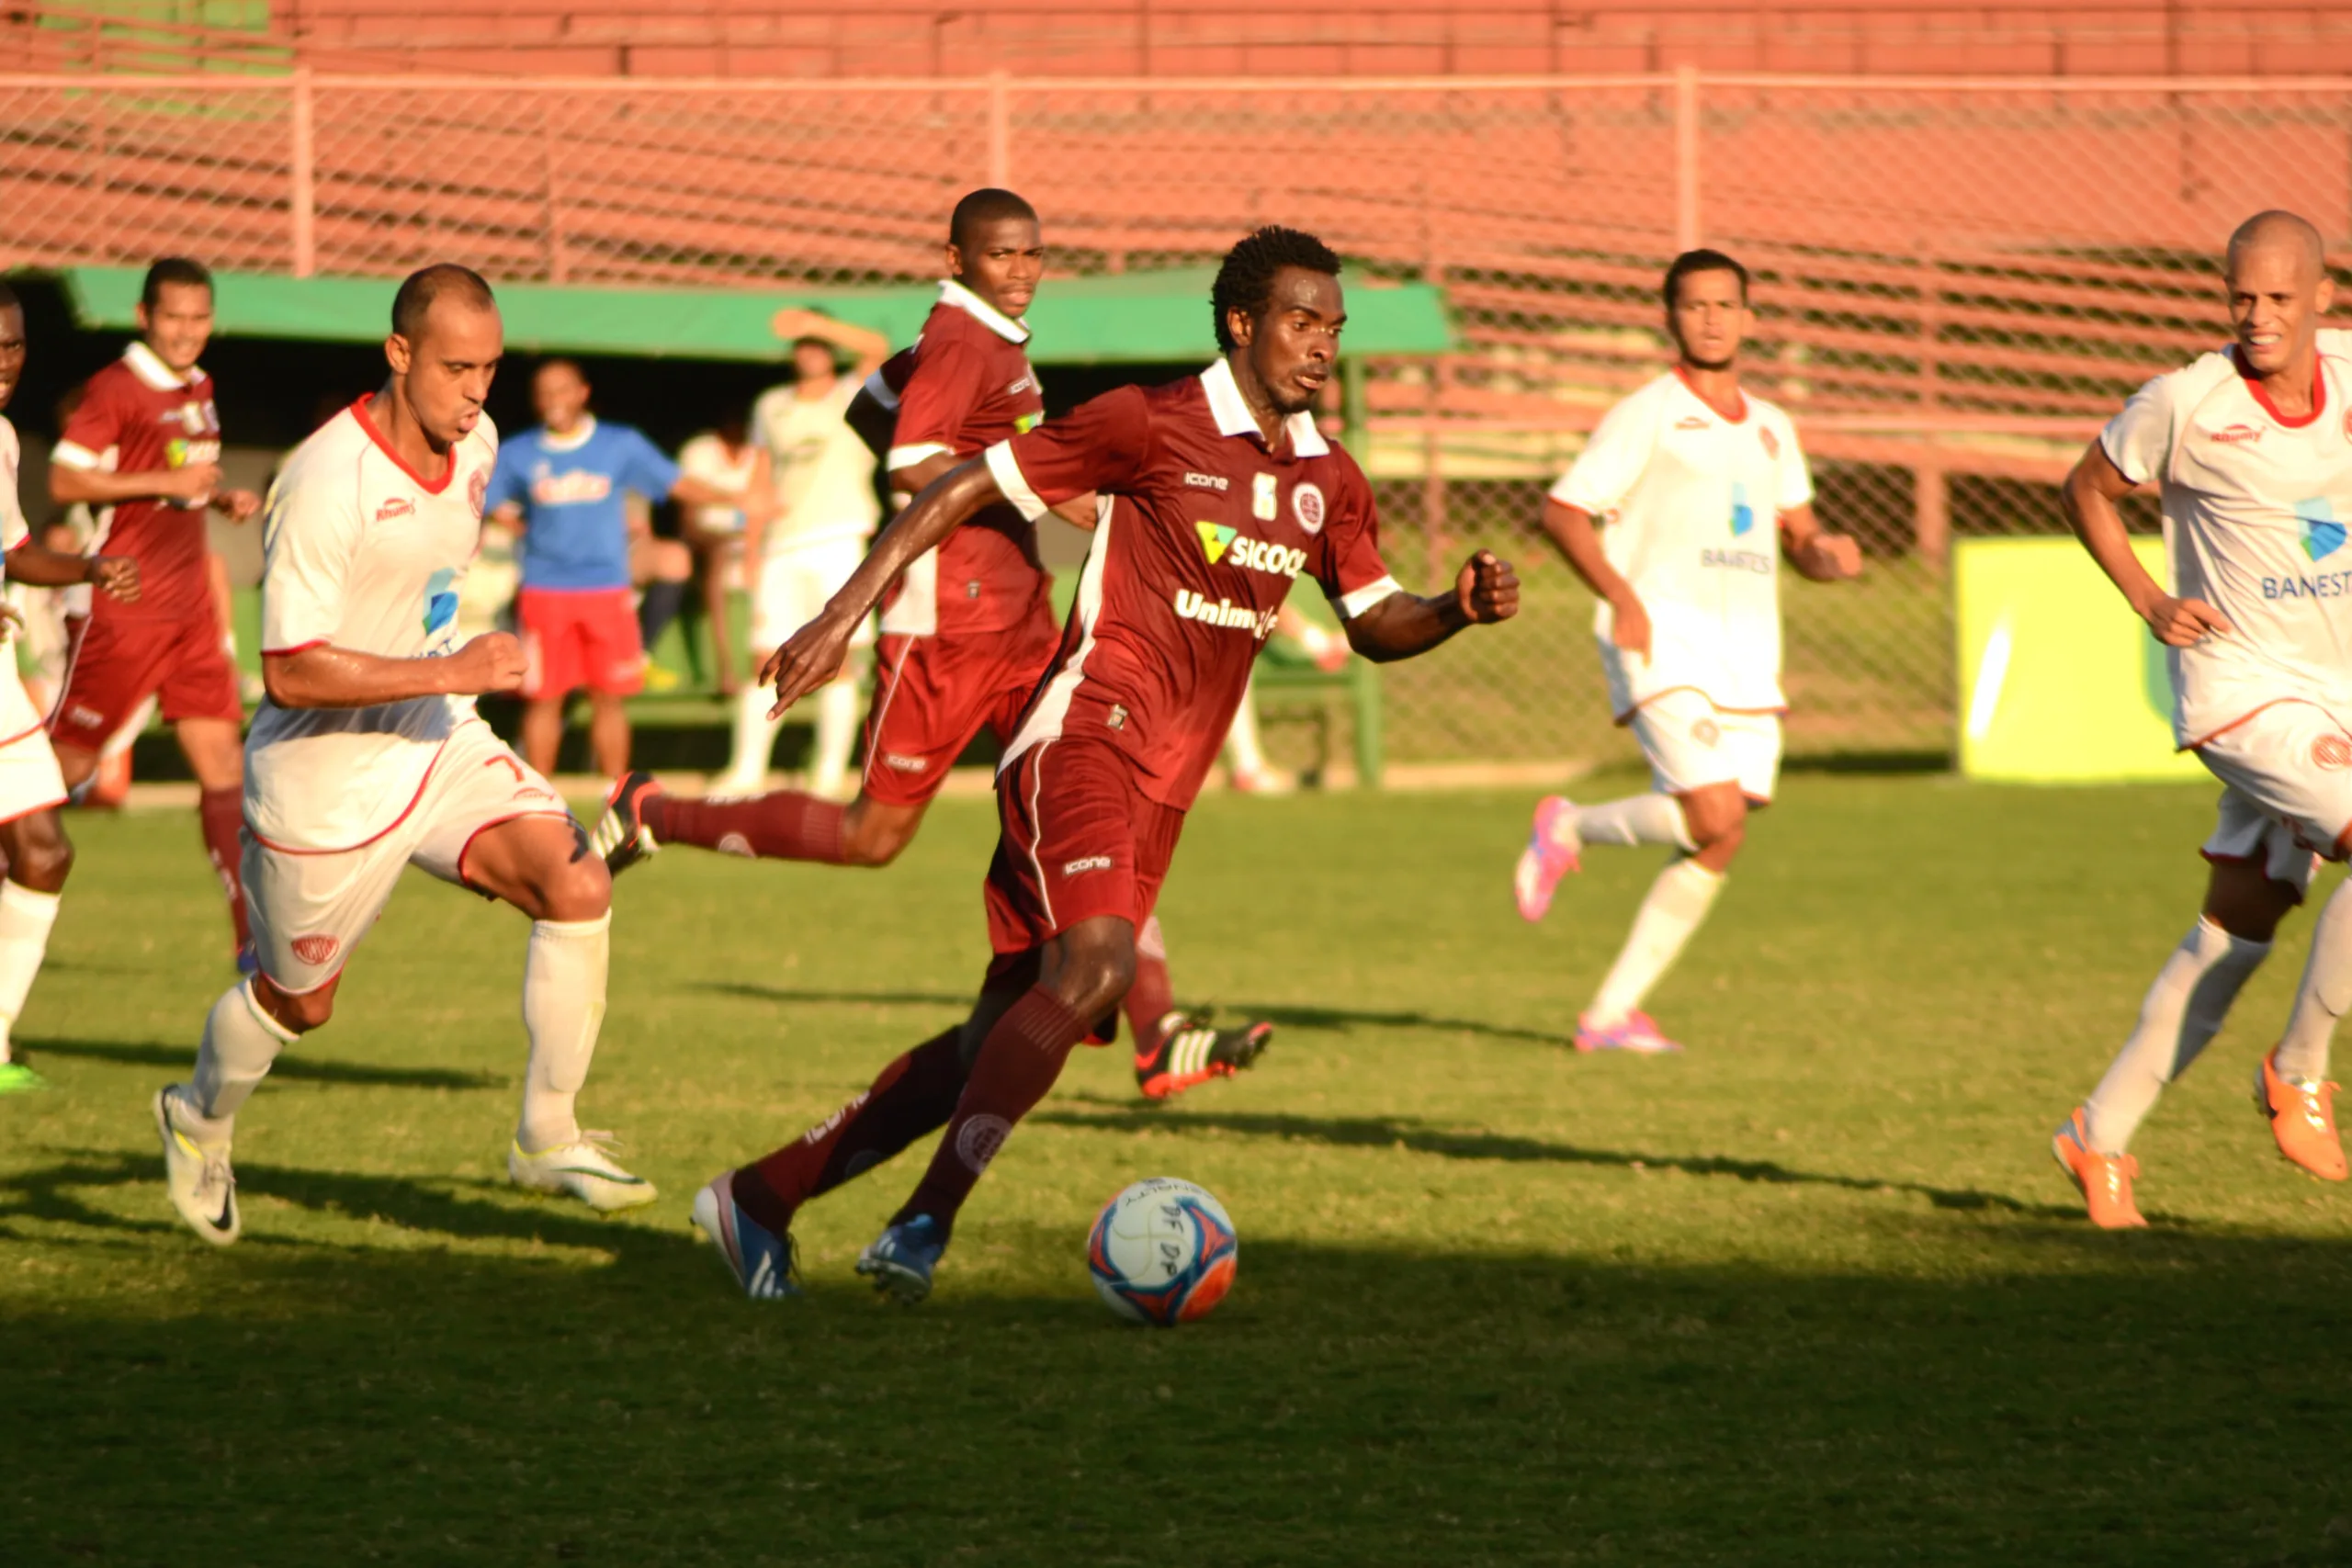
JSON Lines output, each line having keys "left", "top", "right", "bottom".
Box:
{"left": 124, "top": 339, "right": 200, "bottom": 392}
{"left": 538, "top": 414, "right": 598, "bottom": 454}
{"left": 1201, "top": 356, "right": 1330, "bottom": 457}
{"left": 937, "top": 279, "right": 1030, "bottom": 344}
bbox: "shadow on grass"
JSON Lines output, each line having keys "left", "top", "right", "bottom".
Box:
{"left": 21, "top": 1037, "right": 506, "bottom": 1091}
{"left": 1034, "top": 1103, "right": 2077, "bottom": 1218}
{"left": 693, "top": 980, "right": 973, "bottom": 1011}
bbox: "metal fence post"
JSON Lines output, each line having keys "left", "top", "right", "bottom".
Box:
{"left": 1675, "top": 65, "right": 1701, "bottom": 251}
{"left": 289, "top": 65, "right": 316, "bottom": 279}
{"left": 988, "top": 71, "right": 1011, "bottom": 188}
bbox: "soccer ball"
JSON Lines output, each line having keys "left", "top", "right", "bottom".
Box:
{"left": 1085, "top": 1177, "right": 1238, "bottom": 1326}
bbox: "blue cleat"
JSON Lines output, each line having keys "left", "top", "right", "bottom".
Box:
{"left": 856, "top": 1213, "right": 948, "bottom": 1303}
{"left": 689, "top": 1170, "right": 799, "bottom": 1301}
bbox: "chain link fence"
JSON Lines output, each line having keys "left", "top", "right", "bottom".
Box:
{"left": 5, "top": 70, "right": 2336, "bottom": 767}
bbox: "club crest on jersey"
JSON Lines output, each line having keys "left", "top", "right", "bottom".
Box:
{"left": 2314, "top": 735, "right": 2352, "bottom": 772}
{"left": 1292, "top": 481, "right": 1326, "bottom": 535}
{"left": 1730, "top": 480, "right": 1757, "bottom": 538}
{"left": 290, "top": 933, "right": 340, "bottom": 968}
{"left": 468, "top": 467, "right": 489, "bottom": 519}
{"left": 1759, "top": 426, "right": 1781, "bottom": 460}
{"left": 1252, "top": 473, "right": 1278, "bottom": 521}
{"left": 2297, "top": 498, "right": 2344, "bottom": 561}
{"left": 1196, "top": 522, "right": 1238, "bottom": 564}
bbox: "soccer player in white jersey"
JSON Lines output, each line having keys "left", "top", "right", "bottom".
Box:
{"left": 0, "top": 283, "right": 142, "bottom": 1094}
{"left": 1513, "top": 249, "right": 1861, "bottom": 1054}
{"left": 2051, "top": 211, "right": 2352, "bottom": 1228}
{"left": 152, "top": 265, "right": 654, "bottom": 1246}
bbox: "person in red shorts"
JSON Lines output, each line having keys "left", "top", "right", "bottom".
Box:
{"left": 47, "top": 257, "right": 261, "bottom": 965}
{"left": 684, "top": 225, "right": 1521, "bottom": 1303}
{"left": 597, "top": 187, "right": 1275, "bottom": 1100}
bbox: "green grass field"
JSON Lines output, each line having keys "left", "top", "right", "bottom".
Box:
{"left": 8, "top": 774, "right": 2352, "bottom": 1565}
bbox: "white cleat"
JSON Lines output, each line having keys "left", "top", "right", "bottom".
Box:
{"left": 153, "top": 1085, "right": 240, "bottom": 1247}
{"left": 507, "top": 1131, "right": 659, "bottom": 1213}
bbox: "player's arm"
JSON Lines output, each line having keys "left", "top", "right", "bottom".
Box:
{"left": 1777, "top": 503, "right": 1861, "bottom": 582}
{"left": 4, "top": 543, "right": 139, "bottom": 600}
{"left": 264, "top": 635, "right": 526, "bottom": 710}
{"left": 2061, "top": 438, "right": 2228, "bottom": 646}
{"left": 1341, "top": 551, "right": 1520, "bottom": 662}
{"left": 772, "top": 308, "right": 890, "bottom": 379}
{"left": 1540, "top": 497, "right": 1650, "bottom": 658}
{"left": 50, "top": 385, "right": 217, "bottom": 507}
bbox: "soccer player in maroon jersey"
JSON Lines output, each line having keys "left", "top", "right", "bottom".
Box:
{"left": 596, "top": 188, "right": 1273, "bottom": 1100}
{"left": 48, "top": 258, "right": 261, "bottom": 965}
{"left": 686, "top": 226, "right": 1521, "bottom": 1302}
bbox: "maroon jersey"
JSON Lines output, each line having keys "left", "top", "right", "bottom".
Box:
{"left": 51, "top": 341, "right": 223, "bottom": 623}
{"left": 872, "top": 281, "right": 1047, "bottom": 637}
{"left": 984, "top": 358, "right": 1400, "bottom": 810}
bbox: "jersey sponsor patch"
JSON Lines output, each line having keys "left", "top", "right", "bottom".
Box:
{"left": 376, "top": 497, "right": 414, "bottom": 523}
{"left": 1184, "top": 471, "right": 1229, "bottom": 491}
{"left": 2297, "top": 499, "right": 2345, "bottom": 561}
{"left": 1251, "top": 472, "right": 1278, "bottom": 521}
{"left": 1063, "top": 854, "right": 1113, "bottom": 875}
{"left": 1172, "top": 589, "right": 1279, "bottom": 637}
{"left": 2211, "top": 423, "right": 2264, "bottom": 446}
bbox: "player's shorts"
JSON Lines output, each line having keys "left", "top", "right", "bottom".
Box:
{"left": 2192, "top": 699, "right": 2352, "bottom": 897}
{"left": 518, "top": 586, "right": 643, "bottom": 700}
{"left": 984, "top": 734, "right": 1186, "bottom": 969}
{"left": 1629, "top": 688, "right": 1783, "bottom": 803}
{"left": 243, "top": 720, "right": 571, "bottom": 995}
{"left": 861, "top": 589, "right": 1060, "bottom": 809}
{"left": 751, "top": 536, "right": 875, "bottom": 653}
{"left": 0, "top": 726, "right": 68, "bottom": 827}
{"left": 49, "top": 605, "right": 241, "bottom": 751}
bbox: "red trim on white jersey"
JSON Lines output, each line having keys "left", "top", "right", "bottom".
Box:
{"left": 1673, "top": 364, "right": 1750, "bottom": 424}
{"left": 350, "top": 395, "right": 458, "bottom": 495}
{"left": 2232, "top": 348, "right": 2327, "bottom": 430}
{"left": 260, "top": 639, "right": 329, "bottom": 658}
{"left": 1612, "top": 682, "right": 1790, "bottom": 726}
{"left": 244, "top": 730, "right": 456, "bottom": 855}
{"left": 454, "top": 807, "right": 576, "bottom": 892}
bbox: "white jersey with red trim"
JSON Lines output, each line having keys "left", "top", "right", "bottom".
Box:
{"left": 1549, "top": 369, "right": 1813, "bottom": 717}
{"left": 244, "top": 399, "right": 500, "bottom": 853}
{"left": 0, "top": 417, "right": 47, "bottom": 743}
{"left": 2101, "top": 345, "right": 2352, "bottom": 748}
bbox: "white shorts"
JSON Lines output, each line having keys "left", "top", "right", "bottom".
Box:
{"left": 752, "top": 536, "right": 875, "bottom": 653}
{"left": 1629, "top": 689, "right": 1783, "bottom": 803}
{"left": 244, "top": 721, "right": 571, "bottom": 995}
{"left": 2194, "top": 700, "right": 2352, "bottom": 897}
{"left": 0, "top": 725, "right": 67, "bottom": 826}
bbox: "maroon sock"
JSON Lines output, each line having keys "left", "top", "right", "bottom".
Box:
{"left": 894, "top": 987, "right": 1088, "bottom": 1234}
{"left": 653, "top": 790, "right": 846, "bottom": 863}
{"left": 732, "top": 1027, "right": 967, "bottom": 1235}
{"left": 198, "top": 787, "right": 251, "bottom": 950}
{"left": 1124, "top": 916, "right": 1176, "bottom": 1051}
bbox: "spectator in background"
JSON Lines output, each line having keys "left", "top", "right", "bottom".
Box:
{"left": 486, "top": 357, "right": 752, "bottom": 780}
{"left": 676, "top": 402, "right": 758, "bottom": 697}
{"left": 715, "top": 312, "right": 889, "bottom": 797}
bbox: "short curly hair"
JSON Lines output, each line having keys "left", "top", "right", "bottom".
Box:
{"left": 1211, "top": 226, "right": 1342, "bottom": 352}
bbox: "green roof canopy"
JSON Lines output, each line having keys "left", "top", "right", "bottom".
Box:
{"left": 56, "top": 266, "right": 1453, "bottom": 365}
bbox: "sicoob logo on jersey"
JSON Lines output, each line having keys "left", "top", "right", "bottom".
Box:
{"left": 2297, "top": 498, "right": 2345, "bottom": 562}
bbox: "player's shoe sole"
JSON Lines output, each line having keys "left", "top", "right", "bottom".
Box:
{"left": 690, "top": 1172, "right": 801, "bottom": 1300}
{"left": 1136, "top": 1014, "right": 1274, "bottom": 1100}
{"left": 591, "top": 771, "right": 663, "bottom": 876}
{"left": 0, "top": 1061, "right": 49, "bottom": 1095}
{"left": 2254, "top": 1052, "right": 2348, "bottom": 1181}
{"left": 507, "top": 1134, "right": 660, "bottom": 1213}
{"left": 2051, "top": 1105, "right": 2148, "bottom": 1229}
{"left": 153, "top": 1085, "right": 240, "bottom": 1246}
{"left": 1514, "top": 795, "right": 1581, "bottom": 922}
{"left": 856, "top": 1214, "right": 947, "bottom": 1304}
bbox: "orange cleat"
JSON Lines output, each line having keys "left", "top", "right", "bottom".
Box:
{"left": 2052, "top": 1106, "right": 2149, "bottom": 1229}
{"left": 2254, "top": 1052, "right": 2348, "bottom": 1181}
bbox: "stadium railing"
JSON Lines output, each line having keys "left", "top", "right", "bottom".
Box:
{"left": 5, "top": 69, "right": 2332, "bottom": 771}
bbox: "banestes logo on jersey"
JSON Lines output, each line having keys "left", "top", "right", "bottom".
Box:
{"left": 1194, "top": 522, "right": 1306, "bottom": 578}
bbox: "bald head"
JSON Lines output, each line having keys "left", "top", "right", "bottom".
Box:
{"left": 2228, "top": 209, "right": 2326, "bottom": 281}
{"left": 2224, "top": 209, "right": 2335, "bottom": 380}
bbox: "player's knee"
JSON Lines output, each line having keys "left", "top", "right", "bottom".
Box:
{"left": 842, "top": 816, "right": 912, "bottom": 867}
{"left": 257, "top": 979, "right": 334, "bottom": 1033}
{"left": 536, "top": 852, "right": 612, "bottom": 923}
{"left": 1058, "top": 937, "right": 1136, "bottom": 1019}
{"left": 8, "top": 831, "right": 73, "bottom": 892}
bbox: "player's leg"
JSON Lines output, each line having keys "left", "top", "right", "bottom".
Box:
{"left": 632, "top": 535, "right": 693, "bottom": 679}
{"left": 1125, "top": 910, "right": 1276, "bottom": 1100}
{"left": 712, "top": 547, "right": 795, "bottom": 794}
{"left": 1514, "top": 773, "right": 1697, "bottom": 922}
{"left": 586, "top": 691, "right": 630, "bottom": 781}
{"left": 0, "top": 751, "right": 72, "bottom": 1092}
{"left": 162, "top": 597, "right": 254, "bottom": 962}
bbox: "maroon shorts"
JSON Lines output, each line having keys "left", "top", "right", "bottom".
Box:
{"left": 50, "top": 605, "right": 241, "bottom": 751}
{"left": 518, "top": 587, "right": 643, "bottom": 699}
{"left": 861, "top": 592, "right": 1059, "bottom": 808}
{"left": 984, "top": 735, "right": 1186, "bottom": 964}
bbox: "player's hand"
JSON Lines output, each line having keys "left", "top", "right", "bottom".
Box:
{"left": 161, "top": 462, "right": 222, "bottom": 502}
{"left": 214, "top": 488, "right": 262, "bottom": 523}
{"left": 85, "top": 555, "right": 141, "bottom": 604}
{"left": 1609, "top": 591, "right": 1652, "bottom": 660}
{"left": 0, "top": 603, "right": 26, "bottom": 645}
{"left": 449, "top": 631, "right": 528, "bottom": 694}
{"left": 2141, "top": 593, "right": 2233, "bottom": 648}
{"left": 1453, "top": 550, "right": 1520, "bottom": 626}
{"left": 761, "top": 612, "right": 855, "bottom": 718}
{"left": 1804, "top": 533, "right": 1864, "bottom": 581}
{"left": 770, "top": 307, "right": 842, "bottom": 342}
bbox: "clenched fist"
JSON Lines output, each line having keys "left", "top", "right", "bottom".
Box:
{"left": 1454, "top": 549, "right": 1521, "bottom": 626}
{"left": 450, "top": 631, "right": 528, "bottom": 695}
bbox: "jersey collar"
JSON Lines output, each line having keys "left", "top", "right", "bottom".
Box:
{"left": 124, "top": 339, "right": 200, "bottom": 391}
{"left": 537, "top": 414, "right": 599, "bottom": 453}
{"left": 2232, "top": 346, "right": 2327, "bottom": 429}
{"left": 351, "top": 395, "right": 458, "bottom": 494}
{"left": 938, "top": 279, "right": 1030, "bottom": 344}
{"left": 1201, "top": 357, "right": 1330, "bottom": 457}
{"left": 1671, "top": 364, "right": 1749, "bottom": 424}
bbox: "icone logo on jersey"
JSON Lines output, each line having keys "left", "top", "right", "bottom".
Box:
{"left": 1184, "top": 472, "right": 1229, "bottom": 491}
{"left": 2298, "top": 498, "right": 2345, "bottom": 561}
{"left": 529, "top": 465, "right": 613, "bottom": 505}
{"left": 1194, "top": 522, "right": 1305, "bottom": 577}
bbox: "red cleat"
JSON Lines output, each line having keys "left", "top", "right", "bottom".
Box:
{"left": 1136, "top": 1011, "right": 1272, "bottom": 1100}
{"left": 2255, "top": 1051, "right": 2348, "bottom": 1181}
{"left": 2052, "top": 1106, "right": 2148, "bottom": 1229}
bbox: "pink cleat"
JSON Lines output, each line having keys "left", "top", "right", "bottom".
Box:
{"left": 1573, "top": 1010, "right": 1681, "bottom": 1054}
{"left": 1514, "top": 795, "right": 1582, "bottom": 921}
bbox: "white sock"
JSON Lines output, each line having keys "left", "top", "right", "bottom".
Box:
{"left": 1589, "top": 858, "right": 1723, "bottom": 1027}
{"left": 722, "top": 683, "right": 783, "bottom": 791}
{"left": 809, "top": 677, "right": 859, "bottom": 800}
{"left": 2083, "top": 917, "right": 2269, "bottom": 1153}
{"left": 518, "top": 912, "right": 611, "bottom": 1154}
{"left": 0, "top": 880, "right": 60, "bottom": 1063}
{"left": 1573, "top": 793, "right": 1696, "bottom": 852}
{"left": 1225, "top": 675, "right": 1268, "bottom": 776}
{"left": 2274, "top": 882, "right": 2352, "bottom": 1084}
{"left": 189, "top": 979, "right": 300, "bottom": 1133}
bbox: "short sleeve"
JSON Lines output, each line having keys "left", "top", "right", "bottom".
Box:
{"left": 2101, "top": 373, "right": 2177, "bottom": 487}
{"left": 1774, "top": 416, "right": 1815, "bottom": 513}
{"left": 483, "top": 440, "right": 530, "bottom": 515}
{"left": 1550, "top": 388, "right": 1664, "bottom": 514}
{"left": 982, "top": 386, "right": 1152, "bottom": 521}
{"left": 1311, "top": 458, "right": 1402, "bottom": 619}
{"left": 622, "top": 428, "right": 681, "bottom": 499}
{"left": 889, "top": 330, "right": 986, "bottom": 471}
{"left": 52, "top": 373, "right": 125, "bottom": 471}
{"left": 0, "top": 425, "right": 26, "bottom": 552}
{"left": 259, "top": 462, "right": 360, "bottom": 656}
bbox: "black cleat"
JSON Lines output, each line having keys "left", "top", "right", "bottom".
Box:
{"left": 592, "top": 771, "right": 665, "bottom": 875}
{"left": 1135, "top": 1010, "right": 1273, "bottom": 1100}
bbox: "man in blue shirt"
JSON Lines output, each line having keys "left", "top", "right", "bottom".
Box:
{"left": 487, "top": 358, "right": 749, "bottom": 779}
